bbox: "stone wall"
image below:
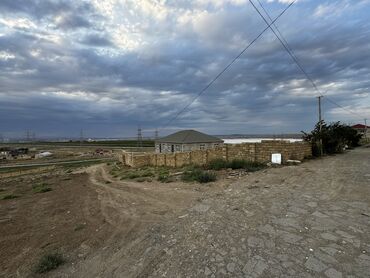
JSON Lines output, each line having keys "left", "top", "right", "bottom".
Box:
{"left": 120, "top": 140, "right": 312, "bottom": 168}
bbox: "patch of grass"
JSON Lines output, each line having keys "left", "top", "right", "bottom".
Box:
{"left": 239, "top": 161, "right": 266, "bottom": 172}
{"left": 33, "top": 183, "right": 52, "bottom": 193}
{"left": 207, "top": 159, "right": 228, "bottom": 170}
{"left": 35, "top": 252, "right": 65, "bottom": 273}
{"left": 1, "top": 194, "right": 19, "bottom": 200}
{"left": 206, "top": 159, "right": 266, "bottom": 172}
{"left": 182, "top": 169, "right": 216, "bottom": 183}
{"left": 156, "top": 168, "right": 172, "bottom": 183}
{"left": 157, "top": 173, "right": 171, "bottom": 183}
{"left": 121, "top": 168, "right": 155, "bottom": 180}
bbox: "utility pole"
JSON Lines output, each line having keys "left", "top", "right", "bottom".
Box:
{"left": 317, "top": 96, "right": 323, "bottom": 156}
{"left": 137, "top": 126, "right": 143, "bottom": 149}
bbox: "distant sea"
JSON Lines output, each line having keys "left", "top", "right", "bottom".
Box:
{"left": 221, "top": 138, "right": 303, "bottom": 144}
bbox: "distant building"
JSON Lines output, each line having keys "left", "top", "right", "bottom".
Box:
{"left": 155, "top": 130, "right": 224, "bottom": 153}
{"left": 0, "top": 147, "right": 29, "bottom": 159}
{"left": 351, "top": 124, "right": 370, "bottom": 137}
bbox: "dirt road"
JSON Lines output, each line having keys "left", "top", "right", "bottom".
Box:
{"left": 1, "top": 147, "right": 369, "bottom": 277}
{"left": 54, "top": 147, "right": 369, "bottom": 278}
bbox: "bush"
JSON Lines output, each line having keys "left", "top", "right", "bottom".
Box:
{"left": 157, "top": 173, "right": 171, "bottom": 183}
{"left": 239, "top": 161, "right": 266, "bottom": 172}
{"left": 1, "top": 194, "right": 18, "bottom": 200}
{"left": 207, "top": 159, "right": 228, "bottom": 170}
{"left": 228, "top": 159, "right": 247, "bottom": 169}
{"left": 33, "top": 183, "right": 52, "bottom": 193}
{"left": 182, "top": 169, "right": 216, "bottom": 183}
{"left": 303, "top": 121, "right": 363, "bottom": 156}
{"left": 122, "top": 168, "right": 155, "bottom": 180}
{"left": 35, "top": 252, "right": 65, "bottom": 273}
{"left": 207, "top": 159, "right": 265, "bottom": 171}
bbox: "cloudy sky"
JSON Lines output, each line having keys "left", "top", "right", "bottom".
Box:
{"left": 0, "top": 0, "right": 369, "bottom": 138}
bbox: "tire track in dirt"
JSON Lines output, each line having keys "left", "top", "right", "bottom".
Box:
{"left": 60, "top": 164, "right": 202, "bottom": 277}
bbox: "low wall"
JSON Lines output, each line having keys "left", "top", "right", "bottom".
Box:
{"left": 120, "top": 140, "right": 312, "bottom": 168}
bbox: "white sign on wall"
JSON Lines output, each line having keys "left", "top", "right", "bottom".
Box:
{"left": 271, "top": 153, "right": 282, "bottom": 164}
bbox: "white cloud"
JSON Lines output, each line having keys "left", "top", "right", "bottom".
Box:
{"left": 0, "top": 51, "right": 15, "bottom": 60}
{"left": 0, "top": 17, "right": 37, "bottom": 29}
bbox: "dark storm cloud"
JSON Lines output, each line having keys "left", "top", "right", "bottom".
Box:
{"left": 0, "top": 0, "right": 94, "bottom": 20}
{"left": 0, "top": 0, "right": 369, "bottom": 138}
{"left": 80, "top": 34, "right": 113, "bottom": 47}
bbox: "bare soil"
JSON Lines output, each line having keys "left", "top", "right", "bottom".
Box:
{"left": 1, "top": 147, "right": 370, "bottom": 277}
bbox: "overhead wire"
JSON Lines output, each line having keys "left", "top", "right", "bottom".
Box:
{"left": 159, "top": 0, "right": 296, "bottom": 132}
{"left": 251, "top": 0, "right": 365, "bottom": 121}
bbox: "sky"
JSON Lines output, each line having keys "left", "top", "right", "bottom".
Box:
{"left": 0, "top": 0, "right": 369, "bottom": 139}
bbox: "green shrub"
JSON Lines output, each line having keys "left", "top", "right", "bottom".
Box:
{"left": 207, "top": 159, "right": 266, "bottom": 172}
{"left": 33, "top": 183, "right": 52, "bottom": 193}
{"left": 122, "top": 168, "right": 155, "bottom": 180}
{"left": 228, "top": 159, "right": 247, "bottom": 169}
{"left": 125, "top": 172, "right": 141, "bottom": 179}
{"left": 157, "top": 173, "right": 171, "bottom": 183}
{"left": 207, "top": 159, "right": 228, "bottom": 170}
{"left": 1, "top": 194, "right": 18, "bottom": 200}
{"left": 242, "top": 161, "right": 266, "bottom": 172}
{"left": 35, "top": 252, "right": 65, "bottom": 273}
{"left": 182, "top": 169, "right": 216, "bottom": 183}
{"left": 303, "top": 121, "right": 363, "bottom": 156}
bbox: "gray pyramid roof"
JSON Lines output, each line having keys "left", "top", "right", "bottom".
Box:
{"left": 157, "top": 130, "right": 223, "bottom": 144}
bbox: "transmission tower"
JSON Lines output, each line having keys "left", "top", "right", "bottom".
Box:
{"left": 137, "top": 126, "right": 143, "bottom": 148}
{"left": 25, "top": 130, "right": 31, "bottom": 142}
{"left": 154, "top": 129, "right": 159, "bottom": 140}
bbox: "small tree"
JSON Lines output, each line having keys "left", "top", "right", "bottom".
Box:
{"left": 302, "top": 121, "right": 362, "bottom": 156}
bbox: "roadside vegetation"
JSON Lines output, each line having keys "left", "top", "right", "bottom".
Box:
{"left": 0, "top": 193, "right": 19, "bottom": 200}
{"left": 207, "top": 158, "right": 266, "bottom": 172}
{"left": 303, "top": 121, "right": 362, "bottom": 156}
{"left": 113, "top": 158, "right": 268, "bottom": 184}
{"left": 32, "top": 183, "right": 52, "bottom": 193}
{"left": 181, "top": 168, "right": 216, "bottom": 183}
{"left": 34, "top": 252, "right": 65, "bottom": 273}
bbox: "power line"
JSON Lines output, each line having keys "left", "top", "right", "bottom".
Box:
{"left": 160, "top": 0, "right": 296, "bottom": 131}
{"left": 324, "top": 97, "right": 364, "bottom": 120}
{"left": 251, "top": 0, "right": 365, "bottom": 121}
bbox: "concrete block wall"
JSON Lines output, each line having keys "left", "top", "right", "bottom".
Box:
{"left": 121, "top": 141, "right": 312, "bottom": 168}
